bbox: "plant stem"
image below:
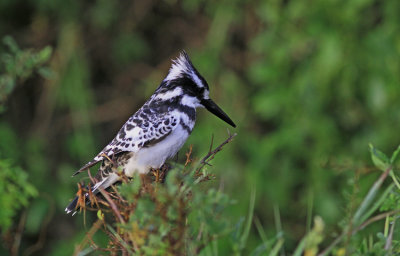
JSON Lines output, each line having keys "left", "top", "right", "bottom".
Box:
{"left": 352, "top": 166, "right": 392, "bottom": 227}
{"left": 318, "top": 166, "right": 393, "bottom": 256}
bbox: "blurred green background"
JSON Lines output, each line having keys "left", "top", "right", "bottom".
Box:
{"left": 1, "top": 0, "right": 400, "bottom": 255}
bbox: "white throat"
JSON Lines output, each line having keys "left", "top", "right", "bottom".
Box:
{"left": 181, "top": 95, "right": 200, "bottom": 108}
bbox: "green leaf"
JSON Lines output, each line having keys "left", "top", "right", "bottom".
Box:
{"left": 77, "top": 247, "right": 96, "bottom": 256}
{"left": 269, "top": 239, "right": 285, "bottom": 256}
{"left": 37, "top": 67, "right": 55, "bottom": 79}
{"left": 0, "top": 160, "right": 37, "bottom": 232}
{"left": 97, "top": 210, "right": 104, "bottom": 220}
{"left": 239, "top": 188, "right": 256, "bottom": 250}
{"left": 2, "top": 36, "right": 19, "bottom": 53}
{"left": 369, "top": 143, "right": 390, "bottom": 171}
{"left": 390, "top": 144, "right": 400, "bottom": 165}
{"left": 37, "top": 46, "right": 53, "bottom": 63}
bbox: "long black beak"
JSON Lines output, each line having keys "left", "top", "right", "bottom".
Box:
{"left": 201, "top": 99, "right": 236, "bottom": 127}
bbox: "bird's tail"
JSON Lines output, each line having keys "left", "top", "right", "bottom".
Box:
{"left": 65, "top": 196, "right": 84, "bottom": 216}
{"left": 65, "top": 173, "right": 120, "bottom": 215}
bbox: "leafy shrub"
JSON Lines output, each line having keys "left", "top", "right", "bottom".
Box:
{"left": 72, "top": 134, "right": 252, "bottom": 255}
{"left": 0, "top": 36, "right": 52, "bottom": 111}
{"left": 72, "top": 141, "right": 400, "bottom": 255}
{"left": 0, "top": 36, "right": 50, "bottom": 253}
{"left": 0, "top": 160, "right": 37, "bottom": 231}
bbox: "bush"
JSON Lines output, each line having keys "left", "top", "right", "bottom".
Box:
{"left": 71, "top": 140, "right": 400, "bottom": 255}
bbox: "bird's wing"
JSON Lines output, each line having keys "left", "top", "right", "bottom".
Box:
{"left": 72, "top": 113, "right": 179, "bottom": 176}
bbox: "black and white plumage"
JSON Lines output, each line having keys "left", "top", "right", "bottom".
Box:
{"left": 65, "top": 51, "right": 236, "bottom": 215}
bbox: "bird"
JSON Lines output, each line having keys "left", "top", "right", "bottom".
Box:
{"left": 65, "top": 50, "right": 236, "bottom": 215}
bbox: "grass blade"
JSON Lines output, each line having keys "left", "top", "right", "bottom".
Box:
{"left": 239, "top": 188, "right": 256, "bottom": 250}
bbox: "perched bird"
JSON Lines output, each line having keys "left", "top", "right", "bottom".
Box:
{"left": 65, "top": 51, "right": 236, "bottom": 215}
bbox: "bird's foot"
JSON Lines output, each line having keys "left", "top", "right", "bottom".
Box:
{"left": 151, "top": 168, "right": 161, "bottom": 183}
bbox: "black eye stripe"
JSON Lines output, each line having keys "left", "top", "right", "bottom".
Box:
{"left": 167, "top": 74, "right": 208, "bottom": 97}
{"left": 199, "top": 77, "right": 209, "bottom": 90}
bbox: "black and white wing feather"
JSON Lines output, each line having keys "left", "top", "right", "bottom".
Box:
{"left": 72, "top": 111, "right": 179, "bottom": 176}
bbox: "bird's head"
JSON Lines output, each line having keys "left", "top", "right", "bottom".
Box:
{"left": 160, "top": 51, "right": 236, "bottom": 127}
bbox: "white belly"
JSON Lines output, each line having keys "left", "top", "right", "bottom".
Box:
{"left": 124, "top": 125, "right": 190, "bottom": 175}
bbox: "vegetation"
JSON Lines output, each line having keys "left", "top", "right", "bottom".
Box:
{"left": 74, "top": 134, "right": 239, "bottom": 255}
{"left": 1, "top": 0, "right": 400, "bottom": 255}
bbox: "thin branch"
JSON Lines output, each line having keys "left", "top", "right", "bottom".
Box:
{"left": 208, "top": 134, "right": 214, "bottom": 154}
{"left": 98, "top": 187, "right": 125, "bottom": 224}
{"left": 85, "top": 169, "right": 105, "bottom": 219}
{"left": 185, "top": 145, "right": 193, "bottom": 167}
{"left": 110, "top": 185, "right": 128, "bottom": 204}
{"left": 197, "top": 132, "right": 237, "bottom": 171}
{"left": 73, "top": 219, "right": 103, "bottom": 256}
{"left": 11, "top": 210, "right": 26, "bottom": 256}
{"left": 357, "top": 210, "right": 400, "bottom": 232}
{"left": 23, "top": 193, "right": 55, "bottom": 256}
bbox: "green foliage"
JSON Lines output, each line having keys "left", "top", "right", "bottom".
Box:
{"left": 240, "top": 0, "right": 400, "bottom": 228}
{"left": 0, "top": 35, "right": 50, "bottom": 253}
{"left": 0, "top": 36, "right": 52, "bottom": 110}
{"left": 380, "top": 190, "right": 400, "bottom": 212}
{"left": 369, "top": 144, "right": 390, "bottom": 172}
{"left": 0, "top": 160, "right": 37, "bottom": 231}
{"left": 74, "top": 135, "right": 277, "bottom": 255}
{"left": 74, "top": 143, "right": 400, "bottom": 255}
{"left": 319, "top": 145, "right": 400, "bottom": 256}
{"left": 118, "top": 169, "right": 234, "bottom": 255}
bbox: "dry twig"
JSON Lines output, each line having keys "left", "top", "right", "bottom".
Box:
{"left": 197, "top": 132, "right": 237, "bottom": 172}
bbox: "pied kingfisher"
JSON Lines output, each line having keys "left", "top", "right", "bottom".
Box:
{"left": 65, "top": 51, "right": 236, "bottom": 214}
